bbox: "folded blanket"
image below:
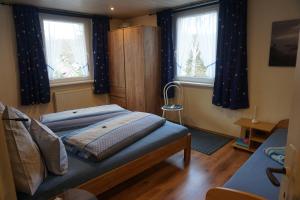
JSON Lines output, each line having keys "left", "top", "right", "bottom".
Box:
{"left": 40, "top": 104, "right": 128, "bottom": 131}
{"left": 264, "top": 147, "right": 285, "bottom": 165}
{"left": 63, "top": 112, "right": 166, "bottom": 161}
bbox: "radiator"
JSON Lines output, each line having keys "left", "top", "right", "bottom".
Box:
{"left": 54, "top": 88, "right": 97, "bottom": 112}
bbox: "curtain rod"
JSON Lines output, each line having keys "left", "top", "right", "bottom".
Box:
{"left": 0, "top": 2, "right": 108, "bottom": 19}
{"left": 172, "top": 0, "right": 219, "bottom": 13}
{"left": 149, "top": 0, "right": 219, "bottom": 16}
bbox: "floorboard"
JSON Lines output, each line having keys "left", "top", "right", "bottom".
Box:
{"left": 98, "top": 141, "right": 250, "bottom": 200}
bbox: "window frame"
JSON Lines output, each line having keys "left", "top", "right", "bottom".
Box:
{"left": 173, "top": 5, "right": 219, "bottom": 86}
{"left": 39, "top": 14, "right": 94, "bottom": 87}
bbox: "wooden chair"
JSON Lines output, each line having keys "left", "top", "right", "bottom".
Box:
{"left": 206, "top": 187, "right": 266, "bottom": 200}
{"left": 161, "top": 81, "right": 184, "bottom": 125}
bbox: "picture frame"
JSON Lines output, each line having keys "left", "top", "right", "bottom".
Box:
{"left": 269, "top": 19, "right": 300, "bottom": 67}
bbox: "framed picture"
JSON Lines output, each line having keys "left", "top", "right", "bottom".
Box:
{"left": 269, "top": 19, "right": 300, "bottom": 67}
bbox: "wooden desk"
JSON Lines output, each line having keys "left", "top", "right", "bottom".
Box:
{"left": 233, "top": 118, "right": 277, "bottom": 152}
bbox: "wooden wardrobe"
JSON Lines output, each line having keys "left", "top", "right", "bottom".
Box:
{"left": 108, "top": 26, "right": 160, "bottom": 114}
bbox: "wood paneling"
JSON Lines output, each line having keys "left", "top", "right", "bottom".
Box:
{"left": 108, "top": 30, "right": 126, "bottom": 89}
{"left": 144, "top": 26, "right": 160, "bottom": 114}
{"left": 110, "top": 86, "right": 126, "bottom": 98}
{"left": 108, "top": 29, "right": 127, "bottom": 108}
{"left": 110, "top": 96, "right": 127, "bottom": 108}
{"left": 124, "top": 27, "right": 146, "bottom": 111}
{"left": 99, "top": 140, "right": 250, "bottom": 200}
{"left": 109, "top": 26, "right": 160, "bottom": 113}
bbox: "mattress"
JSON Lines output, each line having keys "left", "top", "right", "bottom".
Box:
{"left": 17, "top": 121, "right": 188, "bottom": 200}
{"left": 224, "top": 128, "right": 287, "bottom": 200}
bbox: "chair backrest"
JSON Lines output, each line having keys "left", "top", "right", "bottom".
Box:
{"left": 206, "top": 187, "right": 266, "bottom": 200}
{"left": 163, "top": 81, "right": 183, "bottom": 106}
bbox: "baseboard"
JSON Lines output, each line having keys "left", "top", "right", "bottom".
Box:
{"left": 168, "top": 120, "right": 236, "bottom": 139}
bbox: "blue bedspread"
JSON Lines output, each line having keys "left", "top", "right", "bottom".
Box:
{"left": 40, "top": 104, "right": 129, "bottom": 132}
{"left": 224, "top": 128, "right": 287, "bottom": 200}
{"left": 63, "top": 112, "right": 166, "bottom": 161}
{"left": 17, "top": 121, "right": 188, "bottom": 200}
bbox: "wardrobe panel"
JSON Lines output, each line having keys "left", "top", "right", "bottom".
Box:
{"left": 110, "top": 96, "right": 127, "bottom": 108}
{"left": 110, "top": 86, "right": 126, "bottom": 98}
{"left": 108, "top": 30, "right": 126, "bottom": 89}
{"left": 144, "top": 27, "right": 160, "bottom": 114}
{"left": 124, "top": 27, "right": 146, "bottom": 111}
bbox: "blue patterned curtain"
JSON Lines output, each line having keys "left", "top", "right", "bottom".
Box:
{"left": 13, "top": 5, "right": 50, "bottom": 105}
{"left": 92, "top": 16, "right": 110, "bottom": 94}
{"left": 212, "top": 0, "right": 249, "bottom": 109}
{"left": 157, "top": 10, "right": 175, "bottom": 97}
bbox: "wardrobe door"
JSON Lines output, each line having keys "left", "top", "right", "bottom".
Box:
{"left": 143, "top": 27, "right": 160, "bottom": 114}
{"left": 124, "top": 27, "right": 146, "bottom": 111}
{"left": 108, "top": 29, "right": 126, "bottom": 99}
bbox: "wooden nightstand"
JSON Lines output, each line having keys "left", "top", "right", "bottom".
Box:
{"left": 233, "top": 118, "right": 277, "bottom": 152}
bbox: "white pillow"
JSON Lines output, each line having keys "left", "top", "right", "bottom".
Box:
{"left": 0, "top": 102, "right": 31, "bottom": 130}
{"left": 2, "top": 106, "right": 46, "bottom": 195}
{"left": 30, "top": 120, "right": 68, "bottom": 175}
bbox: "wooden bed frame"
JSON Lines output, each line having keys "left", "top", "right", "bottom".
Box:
{"left": 0, "top": 113, "right": 191, "bottom": 200}
{"left": 205, "top": 119, "right": 289, "bottom": 200}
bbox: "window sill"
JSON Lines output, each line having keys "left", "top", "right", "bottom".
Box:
{"left": 177, "top": 81, "right": 214, "bottom": 88}
{"left": 50, "top": 79, "right": 94, "bottom": 88}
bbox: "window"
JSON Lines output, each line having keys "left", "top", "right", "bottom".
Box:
{"left": 174, "top": 5, "right": 218, "bottom": 85}
{"left": 40, "top": 14, "right": 93, "bottom": 86}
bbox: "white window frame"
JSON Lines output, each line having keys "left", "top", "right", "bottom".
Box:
{"left": 40, "top": 14, "right": 94, "bottom": 87}
{"left": 173, "top": 5, "right": 219, "bottom": 86}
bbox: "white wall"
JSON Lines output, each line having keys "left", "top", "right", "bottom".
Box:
{"left": 126, "top": 0, "right": 300, "bottom": 137}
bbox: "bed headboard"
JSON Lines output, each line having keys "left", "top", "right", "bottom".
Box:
{"left": 0, "top": 114, "right": 17, "bottom": 200}
{"left": 276, "top": 119, "right": 289, "bottom": 129}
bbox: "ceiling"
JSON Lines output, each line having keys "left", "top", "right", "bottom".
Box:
{"left": 9, "top": 0, "right": 201, "bottom": 18}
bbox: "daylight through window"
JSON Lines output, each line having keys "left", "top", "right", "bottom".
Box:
{"left": 174, "top": 5, "right": 218, "bottom": 85}
{"left": 40, "top": 14, "right": 92, "bottom": 85}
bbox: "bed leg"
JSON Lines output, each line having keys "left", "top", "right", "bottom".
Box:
{"left": 184, "top": 133, "right": 191, "bottom": 166}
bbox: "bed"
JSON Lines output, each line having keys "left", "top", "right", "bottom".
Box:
{"left": 0, "top": 106, "right": 191, "bottom": 200}
{"left": 223, "top": 128, "right": 287, "bottom": 200}
{"left": 206, "top": 120, "right": 289, "bottom": 200}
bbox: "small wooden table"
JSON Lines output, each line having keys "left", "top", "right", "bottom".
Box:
{"left": 52, "top": 189, "right": 97, "bottom": 200}
{"left": 233, "top": 118, "right": 277, "bottom": 152}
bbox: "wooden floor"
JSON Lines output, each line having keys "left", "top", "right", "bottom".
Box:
{"left": 98, "top": 141, "right": 250, "bottom": 200}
